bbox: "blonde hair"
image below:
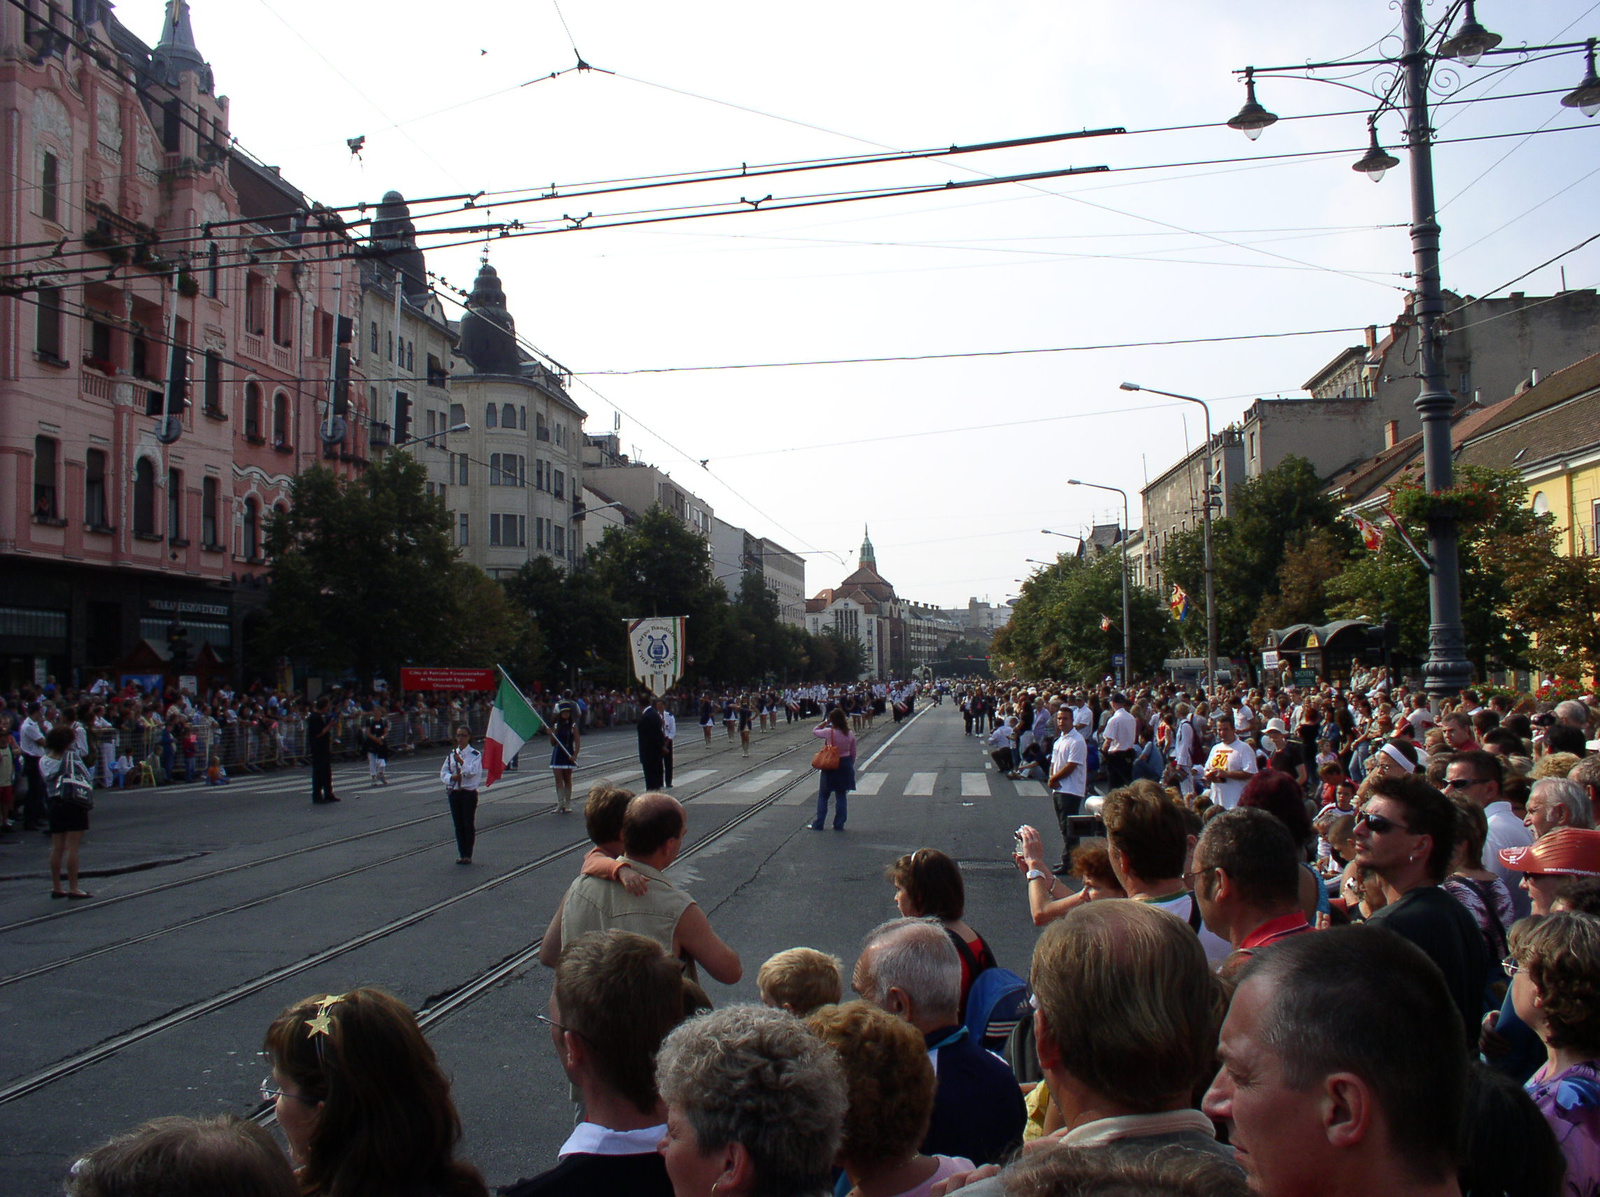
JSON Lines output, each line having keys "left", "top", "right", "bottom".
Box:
{"left": 1534, "top": 752, "right": 1581, "bottom": 780}
{"left": 758, "top": 947, "right": 843, "bottom": 1016}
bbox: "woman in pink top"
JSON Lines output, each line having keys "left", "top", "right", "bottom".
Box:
{"left": 812, "top": 707, "right": 858, "bottom": 831}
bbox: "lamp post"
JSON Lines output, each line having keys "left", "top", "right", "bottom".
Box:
{"left": 407, "top": 421, "right": 471, "bottom": 447}
{"left": 1065, "top": 480, "right": 1131, "bottom": 688}
{"left": 1120, "top": 382, "right": 1216, "bottom": 697}
{"left": 1221, "top": 2, "right": 1598, "bottom": 701}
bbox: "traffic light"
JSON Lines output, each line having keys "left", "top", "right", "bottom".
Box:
{"left": 167, "top": 620, "right": 190, "bottom": 670}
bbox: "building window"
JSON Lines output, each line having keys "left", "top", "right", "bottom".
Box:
{"left": 244, "top": 382, "right": 263, "bottom": 439}
{"left": 426, "top": 409, "right": 437, "bottom": 438}
{"left": 85, "top": 449, "right": 107, "bottom": 528}
{"left": 553, "top": 469, "right": 565, "bottom": 500}
{"left": 202, "top": 477, "right": 218, "bottom": 546}
{"left": 167, "top": 468, "right": 183, "bottom": 539}
{"left": 457, "top": 453, "right": 468, "bottom": 486}
{"left": 370, "top": 321, "right": 379, "bottom": 354}
{"left": 272, "top": 287, "right": 293, "bottom": 347}
{"left": 243, "top": 497, "right": 260, "bottom": 559}
{"left": 395, "top": 392, "right": 411, "bottom": 444}
{"left": 41, "top": 150, "right": 59, "bottom": 223}
{"left": 502, "top": 403, "right": 517, "bottom": 430}
{"left": 490, "top": 514, "right": 500, "bottom": 546}
{"left": 35, "top": 286, "right": 62, "bottom": 361}
{"left": 489, "top": 454, "right": 501, "bottom": 486}
{"left": 520, "top": 406, "right": 527, "bottom": 430}
{"left": 207, "top": 243, "right": 220, "bottom": 297}
{"left": 553, "top": 524, "right": 565, "bottom": 557}
{"left": 204, "top": 352, "right": 222, "bottom": 413}
{"left": 486, "top": 404, "right": 497, "bottom": 429}
{"left": 535, "top": 412, "right": 549, "bottom": 441}
{"left": 244, "top": 274, "right": 267, "bottom": 336}
{"left": 535, "top": 517, "right": 545, "bottom": 551}
{"left": 133, "top": 457, "right": 155, "bottom": 536}
{"left": 450, "top": 403, "right": 464, "bottom": 427}
{"left": 407, "top": 341, "right": 415, "bottom": 371}
{"left": 387, "top": 330, "right": 394, "bottom": 362}
{"left": 458, "top": 512, "right": 468, "bottom": 546}
{"left": 272, "top": 392, "right": 290, "bottom": 447}
{"left": 34, "top": 435, "right": 59, "bottom": 519}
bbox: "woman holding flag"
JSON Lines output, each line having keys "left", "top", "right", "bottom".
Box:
{"left": 546, "top": 705, "right": 580, "bottom": 812}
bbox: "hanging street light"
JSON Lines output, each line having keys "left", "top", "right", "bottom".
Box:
{"left": 1226, "top": 67, "right": 1278, "bottom": 139}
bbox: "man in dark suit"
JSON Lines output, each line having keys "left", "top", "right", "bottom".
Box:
{"left": 637, "top": 697, "right": 666, "bottom": 791}
{"left": 306, "top": 695, "right": 339, "bottom": 805}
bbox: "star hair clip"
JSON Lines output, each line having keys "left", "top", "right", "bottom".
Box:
{"left": 306, "top": 993, "right": 346, "bottom": 1040}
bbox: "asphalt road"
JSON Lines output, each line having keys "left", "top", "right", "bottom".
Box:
{"left": 0, "top": 701, "right": 1055, "bottom": 1195}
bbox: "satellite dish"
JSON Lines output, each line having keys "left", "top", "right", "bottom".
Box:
{"left": 320, "top": 416, "right": 348, "bottom": 445}
{"left": 155, "top": 415, "right": 183, "bottom": 444}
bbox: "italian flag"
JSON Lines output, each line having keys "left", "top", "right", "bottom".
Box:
{"left": 483, "top": 672, "right": 544, "bottom": 788}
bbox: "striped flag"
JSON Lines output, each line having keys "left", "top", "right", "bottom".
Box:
{"left": 1169, "top": 583, "right": 1190, "bottom": 622}
{"left": 1100, "top": 614, "right": 1113, "bottom": 632}
{"left": 483, "top": 670, "right": 544, "bottom": 788}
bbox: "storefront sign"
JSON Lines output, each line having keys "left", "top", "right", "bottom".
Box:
{"left": 399, "top": 667, "right": 496, "bottom": 692}
{"left": 148, "top": 599, "right": 231, "bottom": 618}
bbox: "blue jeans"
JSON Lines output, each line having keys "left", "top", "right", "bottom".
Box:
{"left": 814, "top": 759, "right": 855, "bottom": 829}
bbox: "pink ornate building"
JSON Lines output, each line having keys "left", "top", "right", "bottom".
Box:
{"left": 0, "top": 1, "right": 368, "bottom": 688}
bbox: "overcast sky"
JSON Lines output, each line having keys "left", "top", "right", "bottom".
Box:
{"left": 121, "top": 0, "right": 1600, "bottom": 608}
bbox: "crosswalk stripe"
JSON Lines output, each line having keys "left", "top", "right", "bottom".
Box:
{"left": 1012, "top": 778, "right": 1048, "bottom": 797}
{"left": 904, "top": 772, "right": 936, "bottom": 796}
{"left": 671, "top": 769, "right": 717, "bottom": 786}
{"left": 961, "top": 773, "right": 991, "bottom": 797}
{"left": 729, "top": 769, "right": 793, "bottom": 794}
{"left": 853, "top": 774, "right": 886, "bottom": 796}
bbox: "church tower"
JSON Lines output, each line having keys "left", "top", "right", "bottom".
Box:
{"left": 860, "top": 526, "right": 876, "bottom": 568}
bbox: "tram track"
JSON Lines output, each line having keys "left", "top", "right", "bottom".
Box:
{"left": 0, "top": 731, "right": 783, "bottom": 934}
{"left": 0, "top": 712, "right": 916, "bottom": 1108}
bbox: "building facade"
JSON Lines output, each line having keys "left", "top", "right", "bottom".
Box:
{"left": 0, "top": 0, "right": 368, "bottom": 689}
{"left": 447, "top": 261, "right": 586, "bottom": 578}
{"left": 805, "top": 530, "right": 939, "bottom": 678}
{"left": 581, "top": 431, "right": 713, "bottom": 543}
{"left": 710, "top": 516, "right": 806, "bottom": 626}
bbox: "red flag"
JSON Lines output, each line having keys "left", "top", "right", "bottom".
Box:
{"left": 1100, "top": 614, "right": 1112, "bottom": 632}
{"left": 1351, "top": 513, "right": 1384, "bottom": 551}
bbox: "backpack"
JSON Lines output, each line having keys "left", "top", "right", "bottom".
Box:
{"left": 49, "top": 754, "right": 95, "bottom": 811}
{"left": 949, "top": 931, "right": 1031, "bottom": 1052}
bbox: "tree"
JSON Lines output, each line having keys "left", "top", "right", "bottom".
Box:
{"left": 503, "top": 556, "right": 623, "bottom": 687}
{"left": 447, "top": 563, "right": 542, "bottom": 677}
{"left": 939, "top": 637, "right": 989, "bottom": 662}
{"left": 587, "top": 506, "right": 730, "bottom": 685}
{"left": 1250, "top": 528, "right": 1358, "bottom": 645}
{"left": 1326, "top": 465, "right": 1570, "bottom": 675}
{"left": 994, "top": 553, "right": 1175, "bottom": 682}
{"left": 263, "top": 456, "right": 463, "bottom": 683}
{"left": 819, "top": 625, "right": 868, "bottom": 682}
{"left": 1163, "top": 455, "right": 1356, "bottom": 661}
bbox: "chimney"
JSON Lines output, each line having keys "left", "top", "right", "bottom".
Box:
{"left": 1365, "top": 325, "right": 1377, "bottom": 352}
{"left": 1384, "top": 419, "right": 1400, "bottom": 449}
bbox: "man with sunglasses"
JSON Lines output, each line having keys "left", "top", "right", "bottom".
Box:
{"left": 1354, "top": 773, "right": 1492, "bottom": 1041}
{"left": 1444, "top": 749, "right": 1533, "bottom": 918}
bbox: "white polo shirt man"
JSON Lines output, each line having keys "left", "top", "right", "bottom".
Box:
{"left": 1203, "top": 716, "right": 1257, "bottom": 810}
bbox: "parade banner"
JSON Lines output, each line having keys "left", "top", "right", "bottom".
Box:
{"left": 399, "top": 667, "right": 496, "bottom": 692}
{"left": 626, "top": 617, "right": 687, "bottom": 697}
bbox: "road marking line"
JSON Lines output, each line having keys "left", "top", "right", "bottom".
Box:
{"left": 671, "top": 769, "right": 717, "bottom": 786}
{"left": 905, "top": 772, "right": 936, "bottom": 796}
{"left": 854, "top": 774, "right": 886, "bottom": 796}
{"left": 961, "top": 773, "right": 991, "bottom": 797}
{"left": 1012, "top": 778, "right": 1049, "bottom": 796}
{"left": 730, "top": 768, "right": 793, "bottom": 793}
{"left": 858, "top": 704, "right": 933, "bottom": 772}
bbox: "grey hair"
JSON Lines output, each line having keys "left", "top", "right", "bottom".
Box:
{"left": 858, "top": 916, "right": 961, "bottom": 1022}
{"left": 1555, "top": 700, "right": 1589, "bottom": 729}
{"left": 1534, "top": 776, "right": 1595, "bottom": 830}
{"left": 656, "top": 1005, "right": 844, "bottom": 1197}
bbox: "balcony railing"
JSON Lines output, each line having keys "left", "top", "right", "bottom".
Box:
{"left": 369, "top": 422, "right": 391, "bottom": 448}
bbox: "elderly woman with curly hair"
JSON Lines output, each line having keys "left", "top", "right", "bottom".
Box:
{"left": 806, "top": 1001, "right": 972, "bottom": 1197}
{"left": 262, "top": 987, "right": 486, "bottom": 1197}
{"left": 656, "top": 1005, "right": 845, "bottom": 1197}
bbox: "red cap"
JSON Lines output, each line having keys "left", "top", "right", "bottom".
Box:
{"left": 1498, "top": 828, "right": 1600, "bottom": 877}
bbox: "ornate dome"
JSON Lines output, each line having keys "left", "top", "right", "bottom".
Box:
{"left": 456, "top": 261, "right": 521, "bottom": 375}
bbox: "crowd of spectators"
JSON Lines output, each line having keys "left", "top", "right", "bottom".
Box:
{"left": 43, "top": 672, "right": 1600, "bottom": 1197}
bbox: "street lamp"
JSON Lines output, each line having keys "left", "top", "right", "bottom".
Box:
{"left": 1041, "top": 529, "right": 1085, "bottom": 555}
{"left": 1220, "top": 4, "right": 1599, "bottom": 701}
{"left": 1121, "top": 381, "right": 1217, "bottom": 697}
{"left": 1065, "top": 479, "right": 1131, "bottom": 688}
{"left": 407, "top": 421, "right": 471, "bottom": 446}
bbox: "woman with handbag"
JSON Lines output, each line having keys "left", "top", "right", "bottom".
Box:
{"left": 810, "top": 707, "right": 857, "bottom": 831}
{"left": 40, "top": 725, "right": 92, "bottom": 899}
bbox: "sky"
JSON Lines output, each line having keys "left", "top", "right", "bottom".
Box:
{"left": 118, "top": 0, "right": 1600, "bottom": 608}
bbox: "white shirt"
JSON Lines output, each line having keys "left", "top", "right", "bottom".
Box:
{"left": 1204, "top": 737, "right": 1257, "bottom": 809}
{"left": 19, "top": 717, "right": 45, "bottom": 758}
{"left": 662, "top": 711, "right": 676, "bottom": 741}
{"left": 1484, "top": 799, "right": 1534, "bottom": 918}
{"left": 1175, "top": 719, "right": 1199, "bottom": 769}
{"left": 1103, "top": 708, "right": 1137, "bottom": 753}
{"left": 557, "top": 1121, "right": 667, "bottom": 1160}
{"left": 440, "top": 745, "right": 484, "bottom": 791}
{"left": 1052, "top": 728, "right": 1088, "bottom": 797}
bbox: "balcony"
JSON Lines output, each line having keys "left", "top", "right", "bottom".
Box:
{"left": 240, "top": 332, "right": 266, "bottom": 362}
{"left": 369, "top": 422, "right": 392, "bottom": 448}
